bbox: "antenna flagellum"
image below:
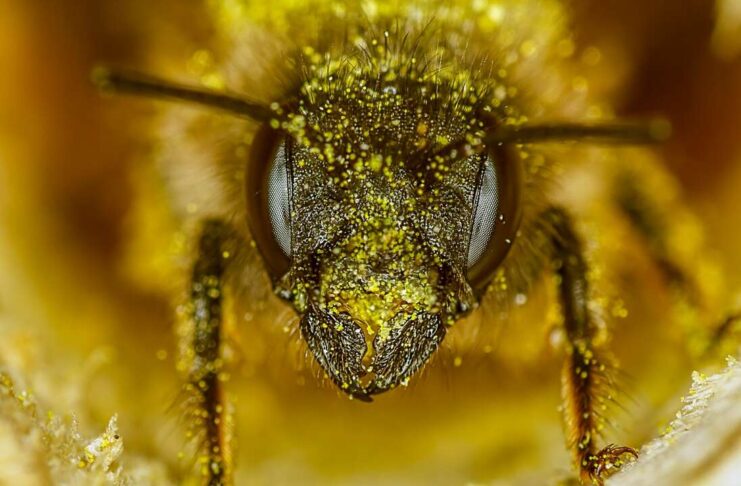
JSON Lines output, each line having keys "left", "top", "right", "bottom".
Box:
{"left": 92, "top": 67, "right": 272, "bottom": 121}
{"left": 485, "top": 119, "right": 672, "bottom": 146}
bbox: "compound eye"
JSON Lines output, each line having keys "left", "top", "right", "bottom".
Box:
{"left": 465, "top": 145, "right": 522, "bottom": 296}
{"left": 267, "top": 140, "right": 292, "bottom": 256}
{"left": 467, "top": 154, "right": 499, "bottom": 268}
{"left": 245, "top": 127, "right": 292, "bottom": 281}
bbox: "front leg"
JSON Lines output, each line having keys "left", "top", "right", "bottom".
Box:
{"left": 183, "top": 219, "right": 234, "bottom": 486}
{"left": 545, "top": 208, "right": 637, "bottom": 485}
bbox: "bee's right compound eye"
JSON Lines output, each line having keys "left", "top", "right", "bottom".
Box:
{"left": 266, "top": 140, "right": 292, "bottom": 257}
{"left": 245, "top": 126, "right": 293, "bottom": 281}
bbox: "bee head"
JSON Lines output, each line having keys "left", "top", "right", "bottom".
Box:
{"left": 244, "top": 49, "right": 521, "bottom": 399}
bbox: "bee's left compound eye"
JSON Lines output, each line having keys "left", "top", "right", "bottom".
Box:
{"left": 245, "top": 127, "right": 293, "bottom": 281}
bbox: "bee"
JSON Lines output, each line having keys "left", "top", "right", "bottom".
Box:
{"left": 91, "top": 0, "right": 736, "bottom": 484}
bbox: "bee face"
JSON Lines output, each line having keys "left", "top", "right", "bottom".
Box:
{"left": 245, "top": 37, "right": 522, "bottom": 397}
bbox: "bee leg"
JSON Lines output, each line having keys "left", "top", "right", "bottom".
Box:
{"left": 704, "top": 312, "right": 741, "bottom": 358}
{"left": 612, "top": 167, "right": 739, "bottom": 356}
{"left": 183, "top": 219, "right": 234, "bottom": 486}
{"left": 545, "top": 207, "right": 637, "bottom": 485}
{"left": 612, "top": 166, "right": 700, "bottom": 302}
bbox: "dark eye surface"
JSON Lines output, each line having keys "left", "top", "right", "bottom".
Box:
{"left": 245, "top": 127, "right": 292, "bottom": 281}
{"left": 467, "top": 155, "right": 499, "bottom": 268}
{"left": 267, "top": 140, "right": 292, "bottom": 257}
{"left": 465, "top": 146, "right": 522, "bottom": 295}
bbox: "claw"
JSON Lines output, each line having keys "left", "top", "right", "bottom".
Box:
{"left": 588, "top": 444, "right": 638, "bottom": 484}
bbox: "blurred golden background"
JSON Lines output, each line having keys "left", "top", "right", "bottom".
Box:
{"left": 0, "top": 1, "right": 740, "bottom": 484}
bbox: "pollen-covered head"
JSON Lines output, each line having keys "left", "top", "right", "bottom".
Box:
{"left": 244, "top": 33, "right": 522, "bottom": 398}
{"left": 303, "top": 192, "right": 458, "bottom": 397}
{"left": 279, "top": 130, "right": 479, "bottom": 398}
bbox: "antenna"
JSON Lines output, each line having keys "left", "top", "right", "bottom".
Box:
{"left": 92, "top": 67, "right": 273, "bottom": 121}
{"left": 485, "top": 119, "right": 671, "bottom": 146}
